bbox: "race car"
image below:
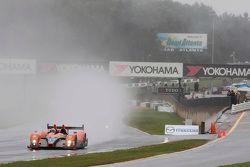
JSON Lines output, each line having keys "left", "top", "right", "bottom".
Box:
{"left": 28, "top": 124, "right": 88, "bottom": 150}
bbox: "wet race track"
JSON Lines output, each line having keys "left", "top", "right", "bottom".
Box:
{"left": 0, "top": 74, "right": 160, "bottom": 164}
{"left": 0, "top": 124, "right": 165, "bottom": 164}
{"left": 101, "top": 112, "right": 250, "bottom": 167}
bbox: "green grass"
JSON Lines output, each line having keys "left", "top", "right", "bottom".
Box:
{"left": 220, "top": 162, "right": 250, "bottom": 167}
{"left": 125, "top": 108, "right": 184, "bottom": 135}
{"left": 0, "top": 139, "right": 208, "bottom": 167}
{"left": 182, "top": 78, "right": 224, "bottom": 92}
{"left": 199, "top": 78, "right": 224, "bottom": 89}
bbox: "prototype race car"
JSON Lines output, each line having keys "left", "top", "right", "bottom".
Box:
{"left": 28, "top": 124, "right": 88, "bottom": 150}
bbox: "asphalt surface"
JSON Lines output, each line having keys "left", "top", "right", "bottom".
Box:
{"left": 100, "top": 111, "right": 250, "bottom": 167}
{"left": 0, "top": 122, "right": 215, "bottom": 164}
{"left": 1, "top": 108, "right": 246, "bottom": 166}
{"left": 0, "top": 124, "right": 167, "bottom": 164}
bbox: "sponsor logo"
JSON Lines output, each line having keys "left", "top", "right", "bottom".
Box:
{"left": 110, "top": 62, "right": 183, "bottom": 77}
{"left": 175, "top": 128, "right": 199, "bottom": 133}
{"left": 48, "top": 138, "right": 56, "bottom": 143}
{"left": 163, "top": 38, "right": 203, "bottom": 48}
{"left": 39, "top": 63, "right": 57, "bottom": 73}
{"left": 186, "top": 66, "right": 203, "bottom": 76}
{"left": 0, "top": 59, "right": 36, "bottom": 74}
{"left": 157, "top": 33, "right": 207, "bottom": 51}
{"left": 166, "top": 127, "right": 175, "bottom": 133}
{"left": 0, "top": 63, "right": 33, "bottom": 72}
{"left": 114, "top": 64, "right": 129, "bottom": 74}
{"left": 56, "top": 64, "right": 105, "bottom": 72}
{"left": 165, "top": 125, "right": 199, "bottom": 135}
{"left": 39, "top": 63, "right": 105, "bottom": 73}
{"left": 129, "top": 65, "right": 179, "bottom": 75}
{"left": 166, "top": 127, "right": 198, "bottom": 133}
{"left": 203, "top": 67, "right": 250, "bottom": 77}
{"left": 185, "top": 65, "right": 250, "bottom": 78}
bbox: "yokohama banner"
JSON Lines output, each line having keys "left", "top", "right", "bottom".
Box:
{"left": 0, "top": 59, "right": 36, "bottom": 74}
{"left": 110, "top": 61, "right": 183, "bottom": 78}
{"left": 38, "top": 63, "right": 106, "bottom": 73}
{"left": 184, "top": 64, "right": 250, "bottom": 78}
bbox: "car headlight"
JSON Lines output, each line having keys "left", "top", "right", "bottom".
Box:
{"left": 32, "top": 139, "right": 37, "bottom": 145}
{"left": 67, "top": 140, "right": 72, "bottom": 146}
{"left": 67, "top": 140, "right": 75, "bottom": 147}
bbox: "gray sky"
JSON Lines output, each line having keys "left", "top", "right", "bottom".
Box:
{"left": 173, "top": 0, "right": 250, "bottom": 15}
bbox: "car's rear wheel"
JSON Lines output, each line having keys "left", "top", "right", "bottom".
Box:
{"left": 84, "top": 138, "right": 88, "bottom": 147}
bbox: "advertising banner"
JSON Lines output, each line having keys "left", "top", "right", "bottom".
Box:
{"left": 158, "top": 87, "right": 183, "bottom": 94}
{"left": 0, "top": 59, "right": 36, "bottom": 74}
{"left": 158, "top": 105, "right": 174, "bottom": 112}
{"left": 165, "top": 125, "right": 199, "bottom": 135}
{"left": 184, "top": 64, "right": 250, "bottom": 79}
{"left": 38, "top": 63, "right": 106, "bottom": 73}
{"left": 124, "top": 83, "right": 148, "bottom": 88}
{"left": 109, "top": 61, "right": 183, "bottom": 78}
{"left": 157, "top": 33, "right": 207, "bottom": 52}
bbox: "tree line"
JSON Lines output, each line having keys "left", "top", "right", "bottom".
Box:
{"left": 54, "top": 0, "right": 250, "bottom": 64}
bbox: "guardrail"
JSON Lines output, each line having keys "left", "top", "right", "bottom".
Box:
{"left": 231, "top": 101, "right": 250, "bottom": 114}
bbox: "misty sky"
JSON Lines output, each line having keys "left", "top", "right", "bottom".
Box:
{"left": 173, "top": 0, "right": 250, "bottom": 15}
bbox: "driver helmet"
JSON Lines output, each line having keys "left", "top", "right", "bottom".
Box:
{"left": 50, "top": 128, "right": 56, "bottom": 133}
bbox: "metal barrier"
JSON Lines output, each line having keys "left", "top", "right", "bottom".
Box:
{"left": 231, "top": 101, "right": 250, "bottom": 114}
{"left": 172, "top": 95, "right": 231, "bottom": 107}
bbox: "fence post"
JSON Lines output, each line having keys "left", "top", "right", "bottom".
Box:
{"left": 178, "top": 78, "right": 182, "bottom": 102}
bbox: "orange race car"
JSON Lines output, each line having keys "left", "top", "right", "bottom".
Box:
{"left": 28, "top": 124, "right": 88, "bottom": 150}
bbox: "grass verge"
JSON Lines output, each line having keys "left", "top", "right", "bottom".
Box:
{"left": 220, "top": 162, "right": 250, "bottom": 167}
{"left": 0, "top": 139, "right": 208, "bottom": 167}
{"left": 199, "top": 78, "right": 223, "bottom": 88}
{"left": 125, "top": 108, "right": 184, "bottom": 135}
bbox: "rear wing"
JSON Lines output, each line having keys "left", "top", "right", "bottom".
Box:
{"left": 47, "top": 124, "right": 84, "bottom": 130}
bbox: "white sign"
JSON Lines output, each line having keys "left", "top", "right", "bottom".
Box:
{"left": 158, "top": 105, "right": 174, "bottom": 112}
{"left": 39, "top": 63, "right": 105, "bottom": 73}
{"left": 110, "top": 61, "right": 183, "bottom": 78}
{"left": 0, "top": 59, "right": 36, "bottom": 74}
{"left": 124, "top": 82, "right": 148, "bottom": 88}
{"left": 165, "top": 125, "right": 199, "bottom": 135}
{"left": 157, "top": 33, "right": 207, "bottom": 50}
